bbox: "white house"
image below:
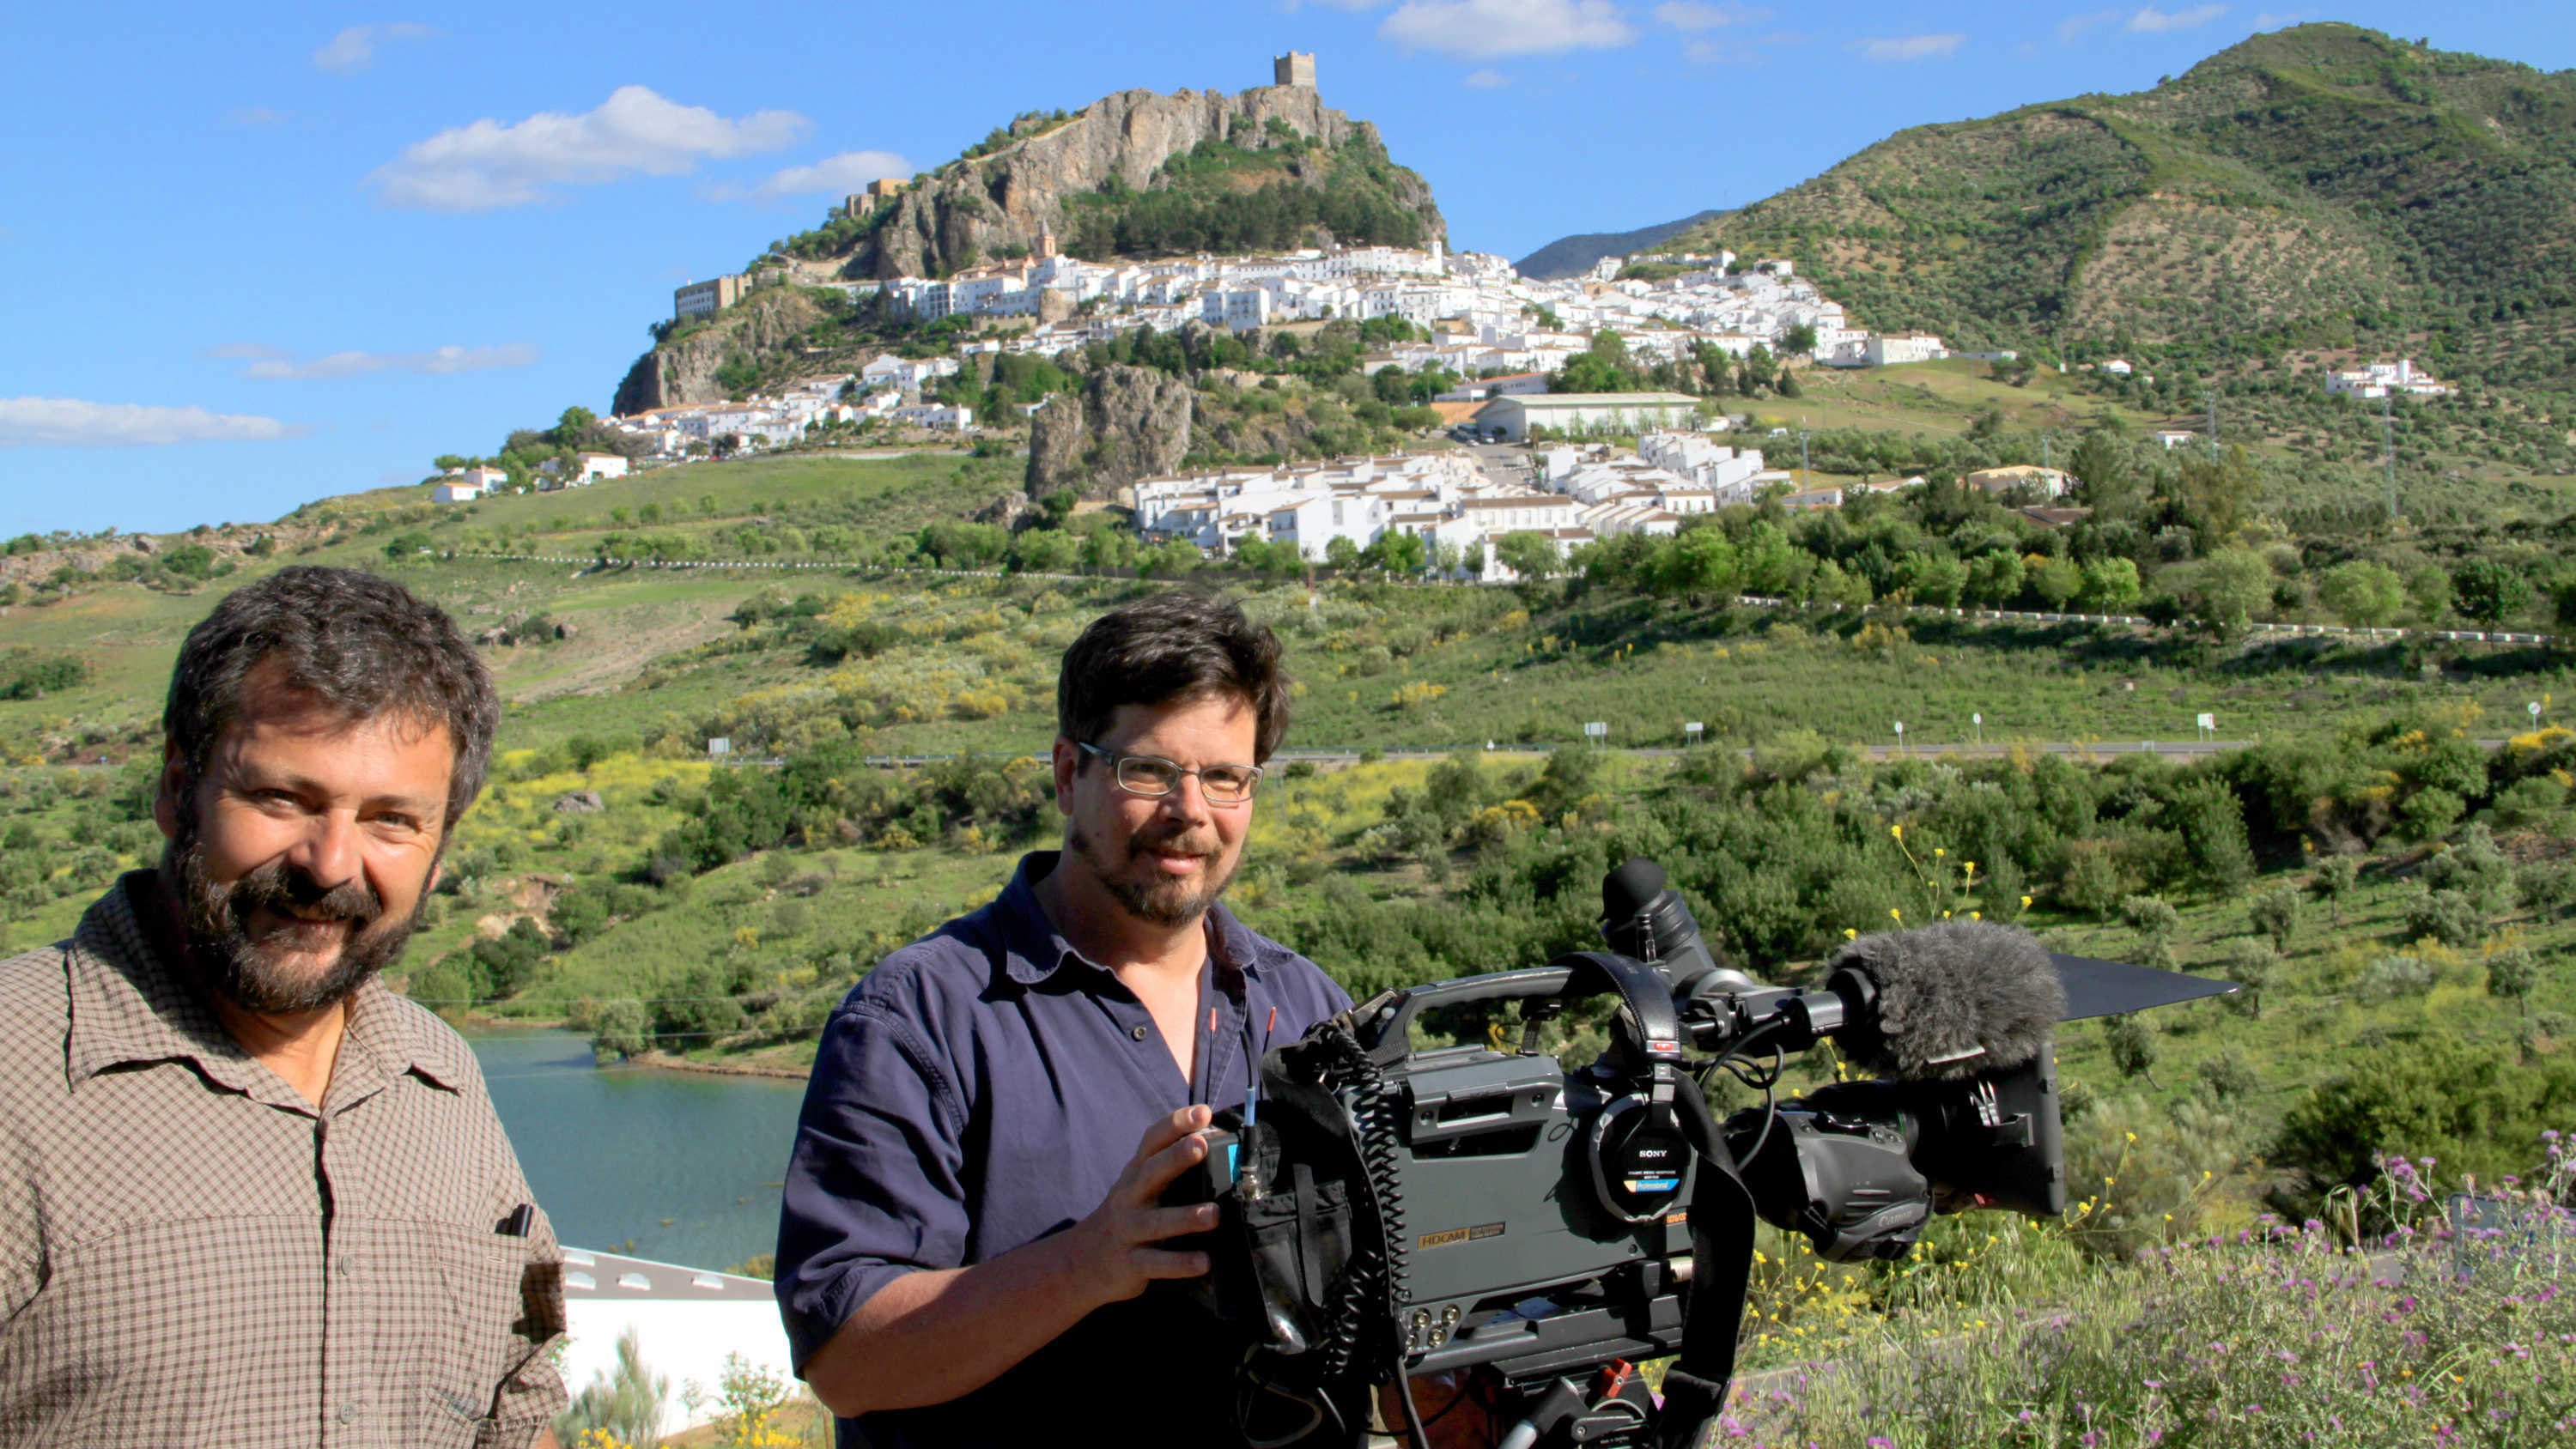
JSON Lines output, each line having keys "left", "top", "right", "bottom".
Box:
{"left": 1863, "top": 332, "right": 1947, "bottom": 367}
{"left": 889, "top": 403, "right": 974, "bottom": 431}
{"left": 1473, "top": 392, "right": 1702, "bottom": 443}
{"left": 1964, "top": 464, "right": 2072, "bottom": 500}
{"left": 2327, "top": 358, "right": 2450, "bottom": 399}
{"left": 1269, "top": 492, "right": 1388, "bottom": 561}
{"left": 860, "top": 355, "right": 960, "bottom": 393}
{"left": 576, "top": 452, "right": 629, "bottom": 482}
{"left": 433, "top": 464, "right": 509, "bottom": 502}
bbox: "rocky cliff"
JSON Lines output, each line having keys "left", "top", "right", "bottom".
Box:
{"left": 611, "top": 287, "right": 832, "bottom": 414}
{"left": 852, "top": 83, "right": 1444, "bottom": 279}
{"left": 1026, "top": 366, "right": 1195, "bottom": 501}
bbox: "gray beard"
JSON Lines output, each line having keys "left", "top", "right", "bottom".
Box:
{"left": 166, "top": 829, "right": 428, "bottom": 1014}
{"left": 1066, "top": 822, "right": 1236, "bottom": 929}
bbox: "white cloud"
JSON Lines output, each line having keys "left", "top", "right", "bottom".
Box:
{"left": 0, "top": 398, "right": 307, "bottom": 448}
{"left": 2127, "top": 4, "right": 2227, "bottom": 32}
{"left": 1852, "top": 33, "right": 1965, "bottom": 62}
{"left": 1280, "top": 0, "right": 1392, "bottom": 9}
{"left": 1462, "top": 68, "right": 1513, "bottom": 87}
{"left": 2057, "top": 9, "right": 2123, "bottom": 44}
{"left": 1379, "top": 0, "right": 1637, "bottom": 59}
{"left": 748, "top": 149, "right": 913, "bottom": 201}
{"left": 1654, "top": 1, "right": 1768, "bottom": 29}
{"left": 370, "top": 86, "right": 810, "bottom": 211}
{"left": 2252, "top": 9, "right": 2310, "bottom": 27}
{"left": 202, "top": 343, "right": 540, "bottom": 380}
{"left": 313, "top": 22, "right": 437, "bottom": 75}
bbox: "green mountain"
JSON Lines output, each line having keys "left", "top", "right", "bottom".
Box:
{"left": 1672, "top": 23, "right": 2576, "bottom": 384}
{"left": 1514, "top": 209, "right": 1723, "bottom": 281}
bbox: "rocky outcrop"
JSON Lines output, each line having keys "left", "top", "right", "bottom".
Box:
{"left": 855, "top": 84, "right": 1445, "bottom": 280}
{"left": 611, "top": 287, "right": 832, "bottom": 413}
{"left": 1026, "top": 366, "right": 1195, "bottom": 500}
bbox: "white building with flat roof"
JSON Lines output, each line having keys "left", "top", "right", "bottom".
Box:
{"left": 558, "top": 1248, "right": 793, "bottom": 1440}
{"left": 2327, "top": 358, "right": 2449, "bottom": 399}
{"left": 1472, "top": 392, "right": 1702, "bottom": 443}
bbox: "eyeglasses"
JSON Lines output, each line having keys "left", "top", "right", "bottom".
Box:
{"left": 1078, "top": 742, "right": 1263, "bottom": 805}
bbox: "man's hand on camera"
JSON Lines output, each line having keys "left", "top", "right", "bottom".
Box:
{"left": 1065, "top": 1104, "right": 1220, "bottom": 1305}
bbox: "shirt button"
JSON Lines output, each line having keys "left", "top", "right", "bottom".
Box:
{"left": 337, "top": 1399, "right": 361, "bottom": 1424}
{"left": 1130, "top": 1025, "right": 1149, "bottom": 1041}
{"left": 333, "top": 1257, "right": 355, "bottom": 1277}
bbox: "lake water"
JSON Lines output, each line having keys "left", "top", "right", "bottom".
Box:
{"left": 470, "top": 1030, "right": 809, "bottom": 1272}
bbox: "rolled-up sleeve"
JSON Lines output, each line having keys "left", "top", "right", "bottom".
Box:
{"left": 775, "top": 999, "right": 971, "bottom": 1373}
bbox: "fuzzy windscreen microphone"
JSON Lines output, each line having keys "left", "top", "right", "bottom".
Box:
{"left": 1826, "top": 920, "right": 2066, "bottom": 1081}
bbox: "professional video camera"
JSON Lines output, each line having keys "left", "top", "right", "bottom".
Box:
{"left": 1166, "top": 858, "right": 2233, "bottom": 1449}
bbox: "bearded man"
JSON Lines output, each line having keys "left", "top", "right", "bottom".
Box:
{"left": 0, "top": 566, "right": 567, "bottom": 1447}
{"left": 774, "top": 589, "right": 1351, "bottom": 1448}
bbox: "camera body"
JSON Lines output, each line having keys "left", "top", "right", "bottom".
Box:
{"left": 1166, "top": 858, "right": 2229, "bottom": 1448}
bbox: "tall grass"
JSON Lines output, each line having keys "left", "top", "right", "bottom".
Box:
{"left": 1719, "top": 1138, "right": 2576, "bottom": 1446}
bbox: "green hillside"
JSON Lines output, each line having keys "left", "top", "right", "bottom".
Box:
{"left": 1675, "top": 23, "right": 2576, "bottom": 389}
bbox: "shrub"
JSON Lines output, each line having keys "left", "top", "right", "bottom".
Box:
{"left": 2218, "top": 937, "right": 2278, "bottom": 1017}
{"left": 2119, "top": 894, "right": 2180, "bottom": 943}
{"left": 0, "top": 649, "right": 88, "bottom": 700}
{"left": 2246, "top": 883, "right": 2300, "bottom": 954}
{"left": 2359, "top": 952, "right": 2433, "bottom": 1003}
{"left": 2397, "top": 786, "right": 2464, "bottom": 842}
{"left": 2196, "top": 1050, "right": 2260, "bottom": 1101}
{"left": 2309, "top": 853, "right": 2360, "bottom": 920}
{"left": 2523, "top": 859, "right": 2576, "bottom": 919}
{"left": 2272, "top": 1037, "right": 2576, "bottom": 1200}
{"left": 2402, "top": 888, "right": 2488, "bottom": 949}
{"left": 586, "top": 998, "right": 652, "bottom": 1062}
{"left": 2105, "top": 1014, "right": 2160, "bottom": 1087}
{"left": 2421, "top": 822, "right": 2514, "bottom": 915}
{"left": 2485, "top": 944, "right": 2541, "bottom": 1016}
{"left": 471, "top": 918, "right": 550, "bottom": 998}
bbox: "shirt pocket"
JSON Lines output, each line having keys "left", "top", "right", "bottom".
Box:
{"left": 410, "top": 1228, "right": 532, "bottom": 1446}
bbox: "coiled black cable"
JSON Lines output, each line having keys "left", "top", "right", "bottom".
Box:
{"left": 1305, "top": 1020, "right": 1409, "bottom": 1384}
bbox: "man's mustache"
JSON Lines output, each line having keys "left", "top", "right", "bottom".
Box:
{"left": 228, "top": 858, "right": 385, "bottom": 931}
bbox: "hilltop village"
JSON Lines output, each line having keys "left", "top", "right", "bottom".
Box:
{"left": 429, "top": 227, "right": 1947, "bottom": 566}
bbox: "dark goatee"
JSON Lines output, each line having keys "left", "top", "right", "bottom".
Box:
{"left": 1068, "top": 822, "right": 1236, "bottom": 929}
{"left": 169, "top": 833, "right": 426, "bottom": 1014}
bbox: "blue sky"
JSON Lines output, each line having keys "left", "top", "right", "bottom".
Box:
{"left": 3, "top": 2, "right": 2569, "bottom": 537}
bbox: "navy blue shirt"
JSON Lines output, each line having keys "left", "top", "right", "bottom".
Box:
{"left": 775, "top": 851, "right": 1352, "bottom": 1449}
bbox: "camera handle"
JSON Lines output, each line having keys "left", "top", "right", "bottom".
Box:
{"left": 1360, "top": 955, "right": 1685, "bottom": 1084}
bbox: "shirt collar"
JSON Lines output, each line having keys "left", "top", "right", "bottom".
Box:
{"left": 994, "top": 851, "right": 1268, "bottom": 989}
{"left": 64, "top": 871, "right": 468, "bottom": 1104}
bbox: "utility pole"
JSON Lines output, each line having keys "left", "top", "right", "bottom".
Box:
{"left": 2380, "top": 389, "right": 2398, "bottom": 524}
{"left": 1798, "top": 422, "right": 1810, "bottom": 488}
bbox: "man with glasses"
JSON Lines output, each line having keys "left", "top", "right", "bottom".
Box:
{"left": 775, "top": 590, "right": 1351, "bottom": 1447}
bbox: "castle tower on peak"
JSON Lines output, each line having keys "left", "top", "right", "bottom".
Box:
{"left": 1274, "top": 52, "right": 1315, "bottom": 89}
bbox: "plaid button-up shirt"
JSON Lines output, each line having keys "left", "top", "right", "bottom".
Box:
{"left": 0, "top": 874, "right": 568, "bottom": 1447}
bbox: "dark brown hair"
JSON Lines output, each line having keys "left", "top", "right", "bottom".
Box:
{"left": 163, "top": 566, "right": 500, "bottom": 828}
{"left": 1058, "top": 591, "right": 1292, "bottom": 763}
